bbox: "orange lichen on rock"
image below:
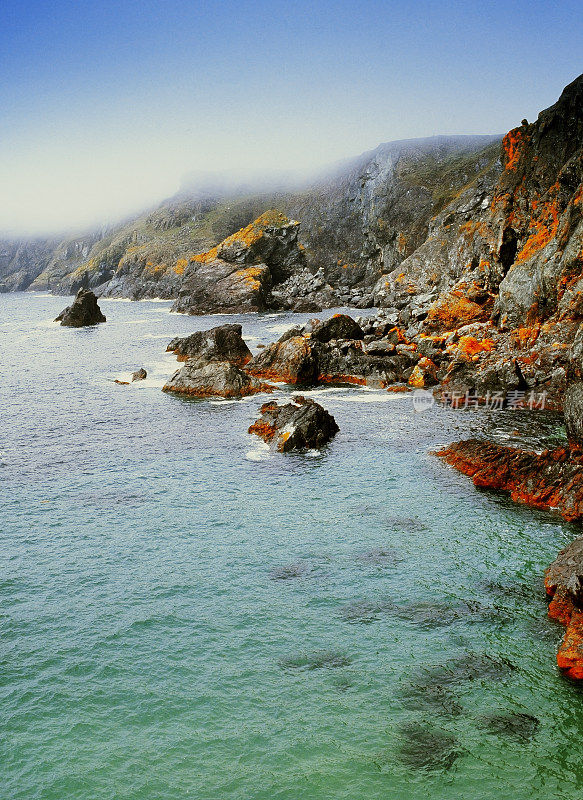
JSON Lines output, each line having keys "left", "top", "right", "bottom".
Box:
{"left": 545, "top": 539, "right": 583, "bottom": 680}
{"left": 247, "top": 418, "right": 277, "bottom": 441}
{"left": 455, "top": 336, "right": 495, "bottom": 358}
{"left": 234, "top": 266, "right": 265, "bottom": 289}
{"left": 459, "top": 220, "right": 489, "bottom": 240}
{"left": 502, "top": 127, "right": 526, "bottom": 171}
{"left": 408, "top": 357, "right": 438, "bottom": 389}
{"left": 191, "top": 246, "right": 219, "bottom": 264}
{"left": 426, "top": 292, "right": 489, "bottom": 331}
{"left": 512, "top": 325, "right": 541, "bottom": 348}
{"left": 174, "top": 258, "right": 189, "bottom": 275}
{"left": 435, "top": 440, "right": 583, "bottom": 521}
{"left": 317, "top": 373, "right": 367, "bottom": 386}
{"left": 557, "top": 612, "right": 583, "bottom": 680}
{"left": 220, "top": 209, "right": 290, "bottom": 250}
{"left": 516, "top": 184, "right": 561, "bottom": 263}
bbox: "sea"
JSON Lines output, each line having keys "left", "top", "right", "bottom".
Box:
{"left": 2, "top": 292, "right": 582, "bottom": 800}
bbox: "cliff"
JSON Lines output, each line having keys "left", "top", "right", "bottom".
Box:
{"left": 0, "top": 136, "right": 501, "bottom": 307}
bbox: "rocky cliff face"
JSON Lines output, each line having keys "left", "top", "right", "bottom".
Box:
{"left": 2, "top": 75, "right": 581, "bottom": 340}
{"left": 371, "top": 74, "right": 583, "bottom": 406}
{"left": 0, "top": 135, "right": 500, "bottom": 306}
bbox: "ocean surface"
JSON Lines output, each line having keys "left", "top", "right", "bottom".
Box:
{"left": 2, "top": 292, "right": 583, "bottom": 800}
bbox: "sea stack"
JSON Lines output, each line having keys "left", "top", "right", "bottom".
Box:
{"left": 55, "top": 289, "right": 106, "bottom": 327}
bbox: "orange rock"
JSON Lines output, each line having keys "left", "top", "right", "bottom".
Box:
{"left": 557, "top": 611, "right": 583, "bottom": 680}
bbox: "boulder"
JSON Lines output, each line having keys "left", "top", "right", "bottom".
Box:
{"left": 163, "top": 360, "right": 271, "bottom": 399}
{"left": 171, "top": 210, "right": 305, "bottom": 314}
{"left": 55, "top": 289, "right": 106, "bottom": 327}
{"left": 310, "top": 314, "right": 364, "bottom": 343}
{"left": 132, "top": 368, "right": 147, "bottom": 381}
{"left": 248, "top": 396, "right": 339, "bottom": 452}
{"left": 247, "top": 315, "right": 394, "bottom": 388}
{"left": 167, "top": 324, "right": 252, "bottom": 365}
{"left": 565, "top": 383, "right": 583, "bottom": 450}
{"left": 246, "top": 334, "right": 319, "bottom": 385}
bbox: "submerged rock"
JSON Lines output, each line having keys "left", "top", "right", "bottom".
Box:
{"left": 166, "top": 323, "right": 252, "bottom": 365}
{"left": 413, "top": 652, "right": 516, "bottom": 688}
{"left": 397, "top": 681, "right": 463, "bottom": 717}
{"left": 478, "top": 711, "right": 540, "bottom": 741}
{"left": 396, "top": 722, "right": 460, "bottom": 772}
{"left": 55, "top": 288, "right": 106, "bottom": 327}
{"left": 163, "top": 360, "right": 271, "bottom": 399}
{"left": 248, "top": 395, "right": 339, "bottom": 452}
{"left": 269, "top": 562, "right": 311, "bottom": 580}
{"left": 279, "top": 650, "right": 351, "bottom": 671}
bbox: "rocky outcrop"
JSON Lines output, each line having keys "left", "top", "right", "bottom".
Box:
{"left": 246, "top": 314, "right": 401, "bottom": 387}
{"left": 0, "top": 135, "right": 501, "bottom": 306}
{"left": 436, "top": 440, "right": 583, "bottom": 522}
{"left": 54, "top": 289, "right": 106, "bottom": 327}
{"left": 163, "top": 360, "right": 270, "bottom": 399}
{"left": 248, "top": 396, "right": 339, "bottom": 451}
{"left": 170, "top": 211, "right": 306, "bottom": 314}
{"left": 166, "top": 323, "right": 252, "bottom": 365}
{"left": 0, "top": 237, "right": 59, "bottom": 292}
{"left": 545, "top": 538, "right": 583, "bottom": 680}
{"left": 163, "top": 322, "right": 270, "bottom": 398}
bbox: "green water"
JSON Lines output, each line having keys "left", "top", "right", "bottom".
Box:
{"left": 1, "top": 293, "right": 582, "bottom": 799}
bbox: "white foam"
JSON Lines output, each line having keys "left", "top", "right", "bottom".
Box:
{"left": 245, "top": 441, "right": 271, "bottom": 461}
{"left": 267, "top": 323, "right": 297, "bottom": 335}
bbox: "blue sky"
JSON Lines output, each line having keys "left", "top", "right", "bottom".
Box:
{"left": 0, "top": 0, "right": 581, "bottom": 233}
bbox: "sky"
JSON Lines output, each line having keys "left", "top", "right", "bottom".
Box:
{"left": 0, "top": 0, "right": 581, "bottom": 235}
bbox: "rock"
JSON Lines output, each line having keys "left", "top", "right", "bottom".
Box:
{"left": 565, "top": 381, "right": 583, "bottom": 450}
{"left": 54, "top": 289, "right": 106, "bottom": 327}
{"left": 163, "top": 360, "right": 271, "bottom": 399}
{"left": 545, "top": 538, "right": 583, "bottom": 680}
{"left": 114, "top": 379, "right": 130, "bottom": 386}
{"left": 248, "top": 395, "right": 339, "bottom": 451}
{"left": 408, "top": 357, "right": 438, "bottom": 388}
{"left": 171, "top": 211, "right": 305, "bottom": 314}
{"left": 436, "top": 440, "right": 583, "bottom": 522}
{"left": 246, "top": 334, "right": 319, "bottom": 385}
{"left": 131, "top": 368, "right": 147, "bottom": 381}
{"left": 247, "top": 315, "right": 397, "bottom": 388}
{"left": 310, "top": 314, "right": 364, "bottom": 343}
{"left": 166, "top": 324, "right": 252, "bottom": 365}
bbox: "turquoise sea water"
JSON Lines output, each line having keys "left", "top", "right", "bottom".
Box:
{"left": 2, "top": 292, "right": 583, "bottom": 800}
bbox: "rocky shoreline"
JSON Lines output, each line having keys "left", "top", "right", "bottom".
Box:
{"left": 23, "top": 72, "right": 583, "bottom": 683}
